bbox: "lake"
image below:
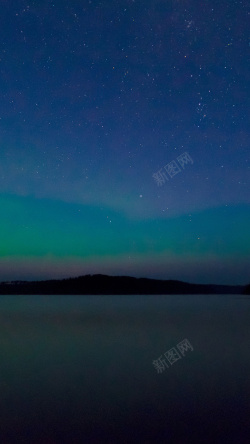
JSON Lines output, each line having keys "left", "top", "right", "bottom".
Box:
{"left": 0, "top": 294, "right": 249, "bottom": 443}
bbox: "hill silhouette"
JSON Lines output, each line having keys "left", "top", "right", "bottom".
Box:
{"left": 243, "top": 284, "right": 250, "bottom": 295}
{"left": 0, "top": 274, "right": 246, "bottom": 295}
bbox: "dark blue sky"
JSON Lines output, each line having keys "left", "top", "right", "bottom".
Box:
{"left": 0, "top": 0, "right": 249, "bottom": 284}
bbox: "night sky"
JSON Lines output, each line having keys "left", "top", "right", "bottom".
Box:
{"left": 0, "top": 0, "right": 249, "bottom": 284}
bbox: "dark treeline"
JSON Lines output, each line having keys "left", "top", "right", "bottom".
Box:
{"left": 243, "top": 284, "right": 250, "bottom": 295}
{"left": 0, "top": 274, "right": 247, "bottom": 295}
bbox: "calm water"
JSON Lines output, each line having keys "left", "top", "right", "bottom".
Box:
{"left": 0, "top": 294, "right": 249, "bottom": 443}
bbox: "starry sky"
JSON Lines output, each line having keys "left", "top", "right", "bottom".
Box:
{"left": 0, "top": 0, "right": 249, "bottom": 285}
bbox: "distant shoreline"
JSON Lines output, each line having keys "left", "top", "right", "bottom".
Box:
{"left": 0, "top": 274, "right": 248, "bottom": 295}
